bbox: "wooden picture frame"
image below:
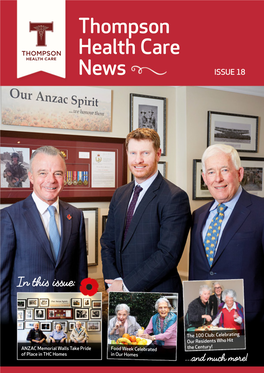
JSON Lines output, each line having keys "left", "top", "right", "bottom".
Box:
{"left": 0, "top": 130, "right": 127, "bottom": 204}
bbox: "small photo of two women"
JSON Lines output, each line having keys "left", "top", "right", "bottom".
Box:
{"left": 107, "top": 292, "right": 178, "bottom": 361}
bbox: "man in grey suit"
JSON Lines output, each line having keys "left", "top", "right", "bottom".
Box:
{"left": 101, "top": 128, "right": 191, "bottom": 297}
{"left": 1, "top": 146, "right": 88, "bottom": 324}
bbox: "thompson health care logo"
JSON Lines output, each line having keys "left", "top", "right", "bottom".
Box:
{"left": 17, "top": 0, "right": 66, "bottom": 78}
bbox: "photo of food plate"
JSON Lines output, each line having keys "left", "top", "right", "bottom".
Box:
{"left": 108, "top": 333, "right": 152, "bottom": 346}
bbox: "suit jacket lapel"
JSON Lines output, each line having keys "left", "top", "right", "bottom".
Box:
{"left": 122, "top": 173, "right": 163, "bottom": 250}
{"left": 213, "top": 190, "right": 251, "bottom": 266}
{"left": 21, "top": 195, "right": 55, "bottom": 264}
{"left": 116, "top": 182, "right": 134, "bottom": 252}
{"left": 195, "top": 202, "right": 214, "bottom": 269}
{"left": 57, "top": 200, "right": 72, "bottom": 266}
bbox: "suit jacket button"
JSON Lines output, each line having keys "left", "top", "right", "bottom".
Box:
{"left": 210, "top": 271, "right": 214, "bottom": 275}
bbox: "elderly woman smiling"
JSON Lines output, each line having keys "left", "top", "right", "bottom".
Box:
{"left": 185, "top": 284, "right": 212, "bottom": 330}
{"left": 108, "top": 303, "right": 142, "bottom": 336}
{"left": 141, "top": 297, "right": 177, "bottom": 346}
{"left": 211, "top": 289, "right": 244, "bottom": 330}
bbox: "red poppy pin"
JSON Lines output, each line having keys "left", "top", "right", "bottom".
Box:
{"left": 67, "top": 214, "right": 72, "bottom": 220}
{"left": 80, "top": 278, "right": 99, "bottom": 296}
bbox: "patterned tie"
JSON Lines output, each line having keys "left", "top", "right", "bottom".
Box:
{"left": 123, "top": 185, "right": 143, "bottom": 240}
{"left": 47, "top": 206, "right": 61, "bottom": 261}
{"left": 203, "top": 203, "right": 227, "bottom": 266}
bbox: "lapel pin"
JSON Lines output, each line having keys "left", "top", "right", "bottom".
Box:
{"left": 67, "top": 214, "right": 72, "bottom": 220}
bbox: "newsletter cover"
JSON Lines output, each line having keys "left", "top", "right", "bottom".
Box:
{"left": 1, "top": 1, "right": 263, "bottom": 373}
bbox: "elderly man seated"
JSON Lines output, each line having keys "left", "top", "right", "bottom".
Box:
{"left": 211, "top": 289, "right": 244, "bottom": 330}
{"left": 26, "top": 322, "right": 46, "bottom": 345}
{"left": 70, "top": 321, "right": 89, "bottom": 343}
{"left": 49, "top": 323, "right": 67, "bottom": 344}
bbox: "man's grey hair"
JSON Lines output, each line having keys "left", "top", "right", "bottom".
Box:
{"left": 154, "top": 297, "right": 172, "bottom": 311}
{"left": 202, "top": 144, "right": 241, "bottom": 174}
{"left": 115, "top": 303, "right": 130, "bottom": 314}
{"left": 29, "top": 146, "right": 66, "bottom": 172}
{"left": 213, "top": 282, "right": 223, "bottom": 290}
{"left": 199, "top": 284, "right": 211, "bottom": 296}
{"left": 222, "top": 289, "right": 237, "bottom": 302}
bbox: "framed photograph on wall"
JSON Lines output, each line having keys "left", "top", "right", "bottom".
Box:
{"left": 102, "top": 215, "right": 108, "bottom": 234}
{"left": 17, "top": 299, "right": 26, "bottom": 309}
{"left": 75, "top": 309, "right": 89, "bottom": 320}
{"left": 87, "top": 321, "right": 101, "bottom": 332}
{"left": 34, "top": 308, "right": 46, "bottom": 320}
{"left": 207, "top": 111, "right": 258, "bottom": 152}
{"left": 27, "top": 298, "right": 39, "bottom": 308}
{"left": 240, "top": 157, "right": 264, "bottom": 197}
{"left": 158, "top": 161, "right": 167, "bottom": 178}
{"left": 0, "top": 131, "right": 127, "bottom": 204}
{"left": 17, "top": 322, "right": 24, "bottom": 330}
{"left": 83, "top": 298, "right": 91, "bottom": 308}
{"left": 192, "top": 159, "right": 213, "bottom": 200}
{"left": 52, "top": 321, "right": 68, "bottom": 332}
{"left": 68, "top": 322, "right": 76, "bottom": 331}
{"left": 0, "top": 146, "right": 30, "bottom": 189}
{"left": 92, "top": 300, "right": 101, "bottom": 309}
{"left": 17, "top": 310, "right": 24, "bottom": 321}
{"left": 68, "top": 322, "right": 75, "bottom": 331}
{"left": 25, "top": 309, "right": 34, "bottom": 320}
{"left": 71, "top": 298, "right": 82, "bottom": 307}
{"left": 130, "top": 93, "right": 166, "bottom": 155}
{"left": 91, "top": 309, "right": 101, "bottom": 319}
{"left": 40, "top": 322, "right": 52, "bottom": 332}
{"left": 39, "top": 299, "right": 49, "bottom": 307}
{"left": 80, "top": 208, "right": 98, "bottom": 266}
{"left": 47, "top": 308, "right": 73, "bottom": 319}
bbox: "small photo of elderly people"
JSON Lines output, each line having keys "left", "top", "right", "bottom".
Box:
{"left": 108, "top": 292, "right": 178, "bottom": 361}
{"left": 183, "top": 279, "right": 245, "bottom": 332}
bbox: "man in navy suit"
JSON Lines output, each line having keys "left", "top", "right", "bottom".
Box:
{"left": 101, "top": 128, "right": 191, "bottom": 297}
{"left": 1, "top": 146, "right": 88, "bottom": 324}
{"left": 189, "top": 144, "right": 264, "bottom": 356}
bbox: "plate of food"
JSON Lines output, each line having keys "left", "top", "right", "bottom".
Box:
{"left": 108, "top": 333, "right": 152, "bottom": 346}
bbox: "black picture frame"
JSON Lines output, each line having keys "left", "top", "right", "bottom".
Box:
{"left": 240, "top": 157, "right": 264, "bottom": 197}
{"left": 80, "top": 208, "right": 98, "bottom": 267}
{"left": 130, "top": 93, "right": 166, "bottom": 155}
{"left": 192, "top": 159, "right": 213, "bottom": 200}
{"left": 207, "top": 111, "right": 258, "bottom": 152}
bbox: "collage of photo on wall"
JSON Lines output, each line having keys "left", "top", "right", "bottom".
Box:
{"left": 16, "top": 293, "right": 102, "bottom": 361}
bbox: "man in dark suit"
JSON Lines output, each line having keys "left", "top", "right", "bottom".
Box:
{"left": 101, "top": 128, "right": 191, "bottom": 297}
{"left": 1, "top": 146, "right": 88, "bottom": 324}
{"left": 189, "top": 144, "right": 264, "bottom": 357}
